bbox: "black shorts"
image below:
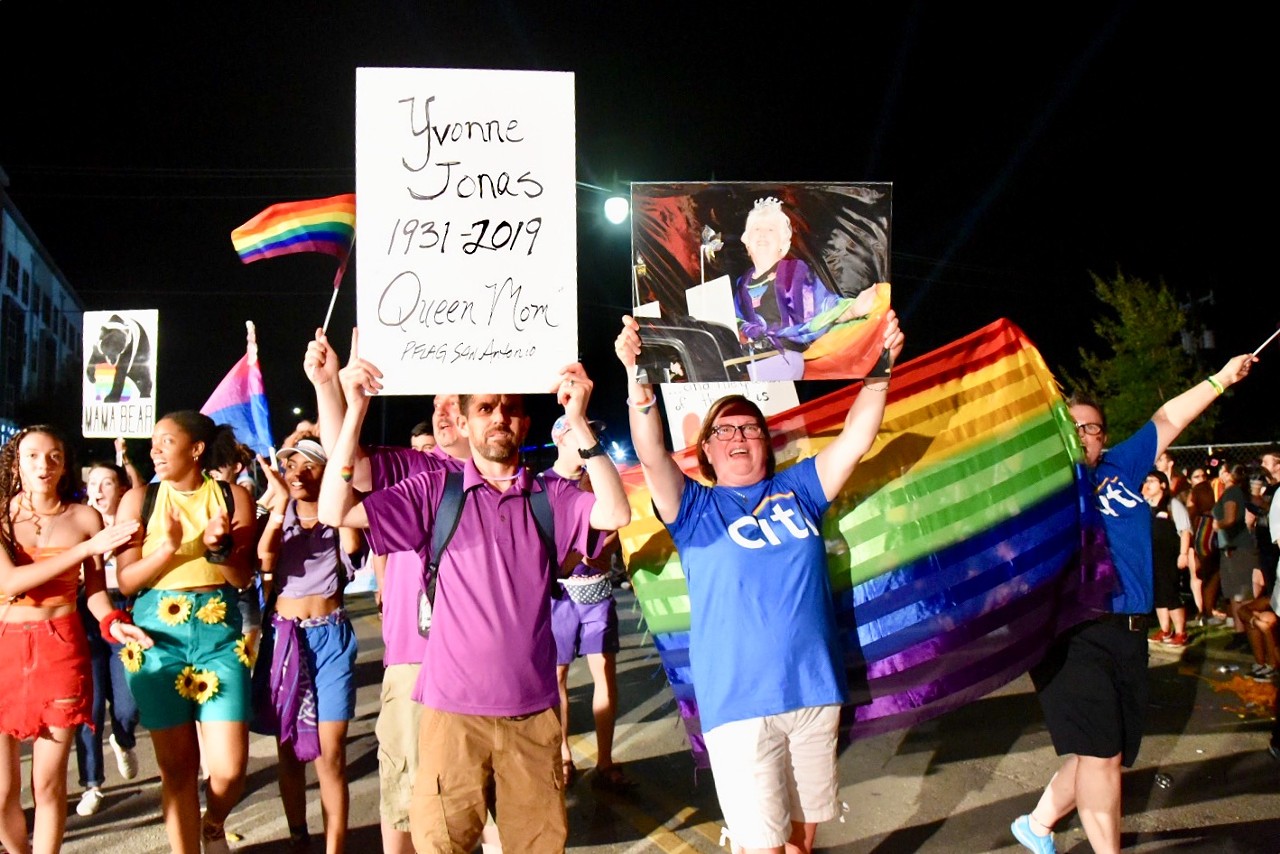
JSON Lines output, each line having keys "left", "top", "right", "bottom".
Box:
{"left": 1153, "top": 560, "right": 1184, "bottom": 609}
{"left": 1030, "top": 619, "right": 1149, "bottom": 768}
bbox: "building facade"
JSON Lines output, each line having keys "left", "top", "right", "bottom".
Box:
{"left": 0, "top": 165, "right": 85, "bottom": 443}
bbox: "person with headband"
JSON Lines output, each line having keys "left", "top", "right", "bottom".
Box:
{"left": 732, "top": 197, "right": 873, "bottom": 381}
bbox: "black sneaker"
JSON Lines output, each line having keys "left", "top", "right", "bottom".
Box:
{"left": 1225, "top": 634, "right": 1250, "bottom": 651}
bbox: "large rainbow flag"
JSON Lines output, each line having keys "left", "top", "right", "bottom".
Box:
{"left": 230, "top": 194, "right": 356, "bottom": 265}
{"left": 617, "top": 318, "right": 1116, "bottom": 767}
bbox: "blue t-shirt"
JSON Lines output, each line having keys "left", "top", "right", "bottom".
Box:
{"left": 666, "top": 457, "right": 846, "bottom": 732}
{"left": 1090, "top": 420, "right": 1157, "bottom": 614}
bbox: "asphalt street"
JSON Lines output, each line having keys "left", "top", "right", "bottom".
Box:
{"left": 17, "top": 591, "right": 1280, "bottom": 853}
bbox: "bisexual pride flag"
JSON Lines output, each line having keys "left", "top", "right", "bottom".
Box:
{"left": 617, "top": 318, "right": 1116, "bottom": 767}
{"left": 201, "top": 322, "right": 274, "bottom": 459}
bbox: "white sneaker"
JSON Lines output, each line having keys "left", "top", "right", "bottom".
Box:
{"left": 110, "top": 733, "right": 138, "bottom": 780}
{"left": 76, "top": 787, "right": 104, "bottom": 816}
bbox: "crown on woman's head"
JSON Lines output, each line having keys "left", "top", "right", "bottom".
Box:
{"left": 753, "top": 196, "right": 782, "bottom": 210}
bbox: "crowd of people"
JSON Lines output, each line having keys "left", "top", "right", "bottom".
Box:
{"left": 1145, "top": 448, "right": 1280, "bottom": 682}
{"left": 0, "top": 306, "right": 1272, "bottom": 854}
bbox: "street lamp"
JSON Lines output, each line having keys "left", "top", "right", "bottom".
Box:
{"left": 577, "top": 181, "right": 630, "bottom": 225}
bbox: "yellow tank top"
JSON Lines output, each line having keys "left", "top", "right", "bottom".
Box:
{"left": 143, "top": 477, "right": 231, "bottom": 590}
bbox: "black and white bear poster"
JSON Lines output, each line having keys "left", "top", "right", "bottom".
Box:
{"left": 82, "top": 309, "right": 158, "bottom": 438}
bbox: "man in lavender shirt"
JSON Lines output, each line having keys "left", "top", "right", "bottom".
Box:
{"left": 316, "top": 334, "right": 631, "bottom": 854}
{"left": 304, "top": 331, "right": 470, "bottom": 853}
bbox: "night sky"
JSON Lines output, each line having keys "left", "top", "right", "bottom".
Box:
{"left": 2, "top": 3, "right": 1274, "bottom": 452}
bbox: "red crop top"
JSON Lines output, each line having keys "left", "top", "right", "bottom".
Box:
{"left": 6, "top": 545, "right": 79, "bottom": 607}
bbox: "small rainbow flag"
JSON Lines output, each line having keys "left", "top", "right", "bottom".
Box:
{"left": 618, "top": 318, "right": 1115, "bottom": 767}
{"left": 230, "top": 194, "right": 356, "bottom": 265}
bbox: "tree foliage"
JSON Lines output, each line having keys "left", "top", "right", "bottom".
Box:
{"left": 1060, "top": 270, "right": 1214, "bottom": 442}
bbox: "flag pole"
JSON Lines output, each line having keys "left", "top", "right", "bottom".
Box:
{"left": 321, "top": 236, "right": 355, "bottom": 336}
{"left": 246, "top": 319, "right": 258, "bottom": 364}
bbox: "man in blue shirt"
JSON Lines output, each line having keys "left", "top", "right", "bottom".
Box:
{"left": 1012, "top": 352, "right": 1257, "bottom": 854}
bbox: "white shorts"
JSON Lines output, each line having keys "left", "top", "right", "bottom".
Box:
{"left": 703, "top": 704, "right": 841, "bottom": 849}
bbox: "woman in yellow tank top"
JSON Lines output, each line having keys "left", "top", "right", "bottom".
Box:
{"left": 0, "top": 424, "right": 147, "bottom": 854}
{"left": 115, "top": 411, "right": 255, "bottom": 854}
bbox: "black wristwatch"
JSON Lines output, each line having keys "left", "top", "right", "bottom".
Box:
{"left": 204, "top": 535, "right": 234, "bottom": 565}
{"left": 578, "top": 441, "right": 606, "bottom": 461}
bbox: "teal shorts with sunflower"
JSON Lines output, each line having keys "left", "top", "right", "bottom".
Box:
{"left": 123, "top": 586, "right": 254, "bottom": 729}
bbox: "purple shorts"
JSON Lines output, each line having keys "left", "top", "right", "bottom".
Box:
{"left": 551, "top": 595, "right": 619, "bottom": 665}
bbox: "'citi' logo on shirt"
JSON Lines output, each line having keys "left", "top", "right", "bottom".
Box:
{"left": 728, "top": 504, "right": 820, "bottom": 549}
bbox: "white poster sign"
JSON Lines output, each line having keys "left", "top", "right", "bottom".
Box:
{"left": 661, "top": 381, "right": 799, "bottom": 451}
{"left": 355, "top": 67, "right": 578, "bottom": 394}
{"left": 82, "top": 309, "right": 158, "bottom": 438}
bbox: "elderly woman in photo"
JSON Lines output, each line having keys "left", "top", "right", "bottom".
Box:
{"left": 732, "top": 197, "right": 872, "bottom": 381}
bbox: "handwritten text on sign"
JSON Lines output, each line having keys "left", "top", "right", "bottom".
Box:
{"left": 356, "top": 67, "right": 577, "bottom": 394}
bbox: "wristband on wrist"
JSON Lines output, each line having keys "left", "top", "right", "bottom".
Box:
{"left": 1206, "top": 375, "right": 1224, "bottom": 395}
{"left": 99, "top": 608, "right": 132, "bottom": 642}
{"left": 204, "top": 534, "right": 234, "bottom": 564}
{"left": 628, "top": 395, "right": 656, "bottom": 414}
{"left": 863, "top": 381, "right": 889, "bottom": 392}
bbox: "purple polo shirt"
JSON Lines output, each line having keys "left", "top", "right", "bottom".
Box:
{"left": 362, "top": 460, "right": 598, "bottom": 716}
{"left": 275, "top": 499, "right": 366, "bottom": 599}
{"left": 368, "top": 444, "right": 463, "bottom": 666}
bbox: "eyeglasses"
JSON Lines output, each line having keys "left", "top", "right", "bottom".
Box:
{"left": 1074, "top": 422, "right": 1104, "bottom": 436}
{"left": 709, "top": 423, "right": 766, "bottom": 441}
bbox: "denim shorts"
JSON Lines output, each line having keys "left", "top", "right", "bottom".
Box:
{"left": 271, "top": 610, "right": 358, "bottom": 722}
{"left": 0, "top": 612, "right": 92, "bottom": 739}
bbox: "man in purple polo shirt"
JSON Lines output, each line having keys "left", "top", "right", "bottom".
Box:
{"left": 304, "top": 330, "right": 470, "bottom": 853}
{"left": 317, "top": 352, "right": 631, "bottom": 854}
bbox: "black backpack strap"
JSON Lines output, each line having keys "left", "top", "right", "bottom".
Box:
{"left": 530, "top": 472, "right": 561, "bottom": 599}
{"left": 425, "top": 470, "right": 466, "bottom": 607}
{"left": 140, "top": 481, "right": 161, "bottom": 528}
{"left": 216, "top": 479, "right": 235, "bottom": 514}
{"left": 423, "top": 470, "right": 559, "bottom": 607}
{"left": 529, "top": 472, "right": 555, "bottom": 556}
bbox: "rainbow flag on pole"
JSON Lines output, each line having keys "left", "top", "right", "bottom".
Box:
{"left": 230, "top": 194, "right": 356, "bottom": 264}
{"left": 618, "top": 318, "right": 1115, "bottom": 767}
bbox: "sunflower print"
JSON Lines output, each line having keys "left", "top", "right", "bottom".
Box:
{"left": 235, "top": 635, "right": 257, "bottom": 669}
{"left": 196, "top": 597, "right": 227, "bottom": 625}
{"left": 157, "top": 595, "right": 193, "bottom": 626}
{"left": 175, "top": 665, "right": 199, "bottom": 700}
{"left": 119, "top": 641, "right": 144, "bottom": 673}
{"left": 192, "top": 670, "right": 220, "bottom": 704}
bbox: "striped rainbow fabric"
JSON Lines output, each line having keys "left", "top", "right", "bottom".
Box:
{"left": 617, "top": 318, "right": 1116, "bottom": 767}
{"left": 230, "top": 194, "right": 356, "bottom": 264}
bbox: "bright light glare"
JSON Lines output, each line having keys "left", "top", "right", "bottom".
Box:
{"left": 604, "top": 196, "right": 630, "bottom": 225}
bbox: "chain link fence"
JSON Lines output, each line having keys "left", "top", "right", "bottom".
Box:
{"left": 1165, "top": 441, "right": 1280, "bottom": 480}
